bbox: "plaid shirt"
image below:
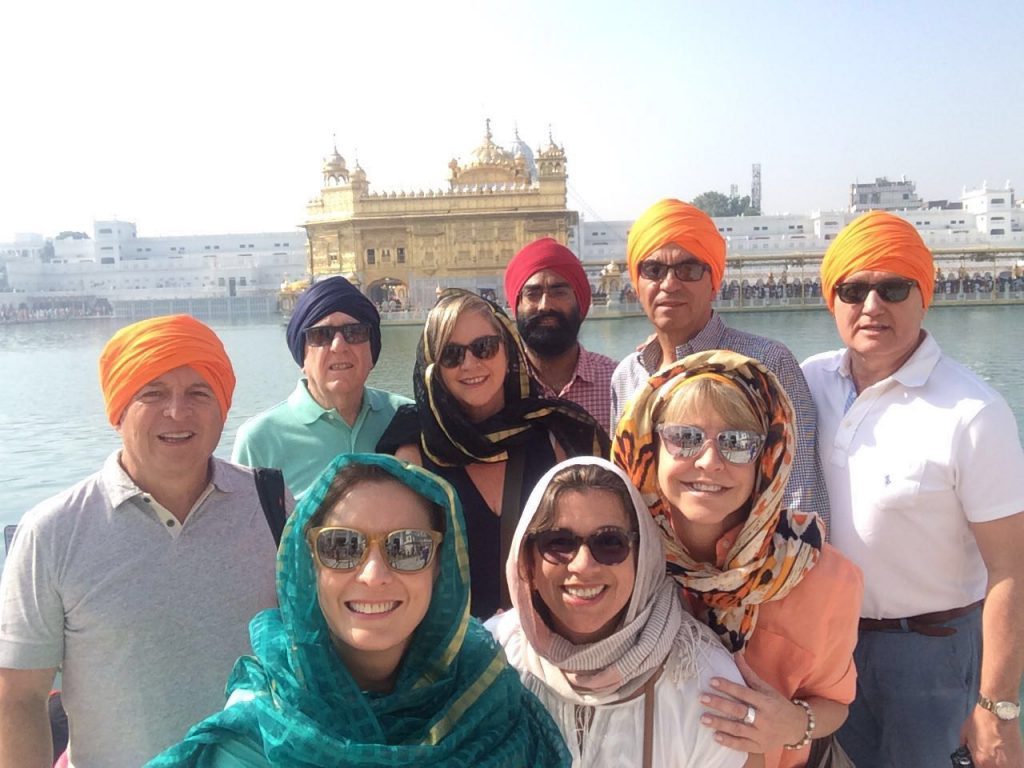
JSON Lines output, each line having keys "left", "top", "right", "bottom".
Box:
{"left": 533, "top": 344, "right": 617, "bottom": 433}
{"left": 610, "top": 313, "right": 831, "bottom": 532}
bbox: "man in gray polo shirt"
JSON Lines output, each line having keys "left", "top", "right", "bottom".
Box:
{"left": 0, "top": 315, "right": 283, "bottom": 768}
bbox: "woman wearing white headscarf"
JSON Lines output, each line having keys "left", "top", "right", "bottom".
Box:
{"left": 490, "top": 457, "right": 757, "bottom": 768}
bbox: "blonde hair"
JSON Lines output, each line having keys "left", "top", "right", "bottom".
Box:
{"left": 660, "top": 376, "right": 762, "bottom": 433}
{"left": 425, "top": 290, "right": 504, "bottom": 359}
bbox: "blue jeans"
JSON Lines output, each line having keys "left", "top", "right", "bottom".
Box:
{"left": 837, "top": 606, "right": 982, "bottom": 767}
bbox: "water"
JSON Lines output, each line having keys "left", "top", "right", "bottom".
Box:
{"left": 3, "top": 305, "right": 1023, "bottom": 531}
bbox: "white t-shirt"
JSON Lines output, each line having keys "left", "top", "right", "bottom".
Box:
{"left": 802, "top": 333, "right": 1024, "bottom": 618}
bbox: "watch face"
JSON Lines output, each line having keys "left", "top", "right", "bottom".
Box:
{"left": 994, "top": 701, "right": 1021, "bottom": 720}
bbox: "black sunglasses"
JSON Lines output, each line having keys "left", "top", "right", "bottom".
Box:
{"left": 307, "top": 526, "right": 442, "bottom": 573}
{"left": 657, "top": 423, "right": 765, "bottom": 465}
{"left": 304, "top": 323, "right": 372, "bottom": 347}
{"left": 438, "top": 334, "right": 502, "bottom": 369}
{"left": 834, "top": 279, "right": 916, "bottom": 305}
{"left": 531, "top": 526, "right": 638, "bottom": 567}
{"left": 638, "top": 260, "right": 709, "bottom": 283}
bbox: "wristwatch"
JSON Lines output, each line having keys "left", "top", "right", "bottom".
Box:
{"left": 978, "top": 694, "right": 1021, "bottom": 720}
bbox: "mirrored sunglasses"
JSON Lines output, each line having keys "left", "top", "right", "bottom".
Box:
{"left": 657, "top": 423, "right": 765, "bottom": 465}
{"left": 638, "top": 260, "right": 709, "bottom": 283}
{"left": 307, "top": 526, "right": 442, "bottom": 572}
{"left": 531, "top": 526, "right": 638, "bottom": 567}
{"left": 304, "top": 322, "right": 372, "bottom": 347}
{"left": 438, "top": 334, "right": 502, "bottom": 369}
{"left": 834, "top": 279, "right": 915, "bottom": 305}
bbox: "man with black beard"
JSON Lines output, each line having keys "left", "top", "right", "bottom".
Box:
{"left": 505, "top": 238, "right": 617, "bottom": 429}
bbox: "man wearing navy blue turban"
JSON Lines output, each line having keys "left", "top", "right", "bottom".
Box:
{"left": 232, "top": 277, "right": 411, "bottom": 499}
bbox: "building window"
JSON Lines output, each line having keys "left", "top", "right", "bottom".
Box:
{"left": 98, "top": 228, "right": 112, "bottom": 234}
{"left": 218, "top": 277, "right": 226, "bottom": 286}
{"left": 382, "top": 249, "right": 391, "bottom": 263}
{"left": 239, "top": 277, "right": 247, "bottom": 286}
{"left": 397, "top": 247, "right": 406, "bottom": 264}
{"left": 992, "top": 198, "right": 1006, "bottom": 205}
{"left": 991, "top": 228, "right": 1005, "bottom": 235}
{"left": 366, "top": 248, "right": 376, "bottom": 265}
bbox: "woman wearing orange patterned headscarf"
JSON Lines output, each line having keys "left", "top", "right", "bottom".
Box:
{"left": 613, "top": 350, "right": 862, "bottom": 768}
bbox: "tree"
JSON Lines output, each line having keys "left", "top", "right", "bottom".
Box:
{"left": 691, "top": 190, "right": 760, "bottom": 217}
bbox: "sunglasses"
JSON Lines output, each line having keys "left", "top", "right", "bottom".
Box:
{"left": 304, "top": 323, "right": 372, "bottom": 347}
{"left": 531, "top": 526, "right": 638, "bottom": 567}
{"left": 834, "top": 279, "right": 915, "bottom": 305}
{"left": 307, "top": 526, "right": 442, "bottom": 573}
{"left": 657, "top": 423, "right": 765, "bottom": 465}
{"left": 438, "top": 334, "right": 502, "bottom": 369}
{"left": 638, "top": 260, "right": 709, "bottom": 283}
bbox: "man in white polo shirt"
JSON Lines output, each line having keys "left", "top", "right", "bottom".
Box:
{"left": 802, "top": 211, "right": 1024, "bottom": 767}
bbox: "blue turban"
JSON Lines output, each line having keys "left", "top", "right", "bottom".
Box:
{"left": 285, "top": 277, "right": 382, "bottom": 366}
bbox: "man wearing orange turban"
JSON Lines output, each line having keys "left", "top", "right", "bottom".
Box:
{"left": 0, "top": 315, "right": 286, "bottom": 767}
{"left": 803, "top": 211, "right": 1024, "bottom": 767}
{"left": 611, "top": 198, "right": 830, "bottom": 528}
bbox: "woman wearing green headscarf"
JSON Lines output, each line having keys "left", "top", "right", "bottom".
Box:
{"left": 147, "top": 453, "right": 569, "bottom": 767}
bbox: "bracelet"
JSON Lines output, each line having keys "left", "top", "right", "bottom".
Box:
{"left": 784, "top": 698, "right": 815, "bottom": 750}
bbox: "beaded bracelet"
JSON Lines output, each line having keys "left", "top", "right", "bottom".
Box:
{"left": 784, "top": 698, "right": 815, "bottom": 750}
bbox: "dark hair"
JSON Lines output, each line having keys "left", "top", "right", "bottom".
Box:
{"left": 307, "top": 462, "right": 446, "bottom": 534}
{"left": 526, "top": 463, "right": 637, "bottom": 539}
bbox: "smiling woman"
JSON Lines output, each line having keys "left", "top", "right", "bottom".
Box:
{"left": 146, "top": 453, "right": 570, "bottom": 768}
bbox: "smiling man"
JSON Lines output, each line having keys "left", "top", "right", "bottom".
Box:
{"left": 610, "top": 198, "right": 829, "bottom": 526}
{"left": 0, "top": 315, "right": 281, "bottom": 767}
{"left": 802, "top": 211, "right": 1024, "bottom": 768}
{"left": 504, "top": 238, "right": 616, "bottom": 429}
{"left": 232, "top": 276, "right": 411, "bottom": 499}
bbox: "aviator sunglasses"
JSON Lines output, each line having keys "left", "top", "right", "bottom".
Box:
{"left": 834, "top": 279, "right": 916, "bottom": 305}
{"left": 638, "top": 260, "right": 709, "bottom": 283}
{"left": 438, "top": 334, "right": 502, "bottom": 369}
{"left": 531, "top": 526, "right": 638, "bottom": 567}
{"left": 304, "top": 322, "right": 372, "bottom": 347}
{"left": 307, "top": 526, "right": 443, "bottom": 572}
{"left": 657, "top": 423, "right": 765, "bottom": 465}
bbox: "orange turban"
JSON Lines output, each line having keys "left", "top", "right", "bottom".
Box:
{"left": 626, "top": 199, "right": 726, "bottom": 290}
{"left": 821, "top": 211, "right": 934, "bottom": 311}
{"left": 99, "top": 315, "right": 235, "bottom": 426}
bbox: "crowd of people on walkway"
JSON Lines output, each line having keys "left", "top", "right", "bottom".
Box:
{"left": 0, "top": 299, "right": 113, "bottom": 324}
{"left": 1, "top": 202, "right": 1022, "bottom": 768}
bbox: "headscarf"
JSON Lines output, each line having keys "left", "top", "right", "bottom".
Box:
{"left": 501, "top": 457, "right": 718, "bottom": 706}
{"left": 612, "top": 350, "right": 822, "bottom": 652}
{"left": 504, "top": 238, "right": 592, "bottom": 318}
{"left": 626, "top": 199, "right": 727, "bottom": 291}
{"left": 286, "top": 276, "right": 382, "bottom": 365}
{"left": 378, "top": 289, "right": 609, "bottom": 466}
{"left": 146, "top": 453, "right": 569, "bottom": 768}
{"left": 98, "top": 314, "right": 235, "bottom": 426}
{"left": 820, "top": 210, "right": 934, "bottom": 311}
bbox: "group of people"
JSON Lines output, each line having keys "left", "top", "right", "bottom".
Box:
{"left": 0, "top": 201, "right": 1021, "bottom": 768}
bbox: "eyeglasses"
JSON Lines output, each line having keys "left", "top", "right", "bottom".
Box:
{"left": 638, "top": 260, "right": 709, "bottom": 283}
{"left": 307, "top": 526, "right": 443, "bottom": 572}
{"left": 438, "top": 334, "right": 502, "bottom": 368}
{"left": 834, "top": 279, "right": 916, "bottom": 305}
{"left": 304, "top": 323, "right": 372, "bottom": 347}
{"left": 521, "top": 284, "right": 574, "bottom": 303}
{"left": 657, "top": 424, "right": 765, "bottom": 465}
{"left": 531, "top": 526, "right": 638, "bottom": 566}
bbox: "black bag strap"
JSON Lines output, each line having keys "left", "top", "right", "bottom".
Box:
{"left": 253, "top": 467, "right": 287, "bottom": 547}
{"left": 498, "top": 446, "right": 527, "bottom": 611}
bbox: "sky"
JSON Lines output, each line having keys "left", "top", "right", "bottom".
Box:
{"left": 2, "top": 0, "right": 1022, "bottom": 241}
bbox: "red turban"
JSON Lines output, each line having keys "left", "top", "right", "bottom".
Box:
{"left": 821, "top": 211, "right": 934, "bottom": 311}
{"left": 626, "top": 199, "right": 726, "bottom": 291}
{"left": 99, "top": 315, "right": 235, "bottom": 426}
{"left": 504, "top": 238, "right": 591, "bottom": 318}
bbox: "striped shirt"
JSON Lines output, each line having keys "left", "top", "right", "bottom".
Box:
{"left": 610, "top": 313, "right": 831, "bottom": 531}
{"left": 532, "top": 344, "right": 617, "bottom": 433}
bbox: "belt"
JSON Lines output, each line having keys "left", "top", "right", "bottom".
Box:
{"left": 858, "top": 600, "right": 983, "bottom": 637}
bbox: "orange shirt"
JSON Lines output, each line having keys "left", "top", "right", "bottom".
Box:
{"left": 685, "top": 531, "right": 863, "bottom": 768}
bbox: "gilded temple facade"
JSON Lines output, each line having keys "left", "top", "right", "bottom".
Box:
{"left": 301, "top": 122, "right": 578, "bottom": 309}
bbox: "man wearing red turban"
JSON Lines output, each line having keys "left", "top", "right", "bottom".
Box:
{"left": 803, "top": 212, "right": 1024, "bottom": 767}
{"left": 0, "top": 315, "right": 287, "bottom": 767}
{"left": 504, "top": 237, "right": 617, "bottom": 428}
{"left": 611, "top": 199, "right": 830, "bottom": 527}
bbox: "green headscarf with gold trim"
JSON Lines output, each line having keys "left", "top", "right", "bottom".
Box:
{"left": 147, "top": 453, "right": 569, "bottom": 767}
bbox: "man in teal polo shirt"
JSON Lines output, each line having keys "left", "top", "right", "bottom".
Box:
{"left": 232, "top": 277, "right": 411, "bottom": 498}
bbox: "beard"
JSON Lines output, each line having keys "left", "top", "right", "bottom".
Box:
{"left": 517, "top": 308, "right": 582, "bottom": 358}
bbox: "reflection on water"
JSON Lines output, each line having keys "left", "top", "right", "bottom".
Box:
{"left": 3, "top": 306, "right": 1023, "bottom": 527}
